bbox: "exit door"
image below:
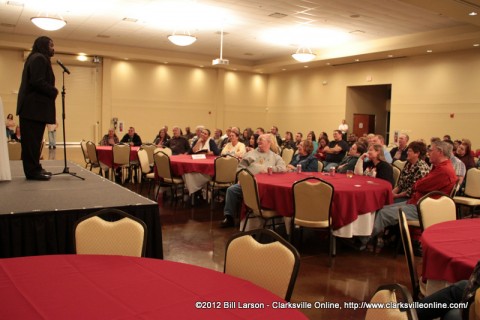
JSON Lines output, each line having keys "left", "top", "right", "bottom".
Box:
{"left": 353, "top": 114, "right": 375, "bottom": 137}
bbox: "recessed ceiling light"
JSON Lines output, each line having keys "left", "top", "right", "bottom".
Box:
{"left": 304, "top": 66, "right": 309, "bottom": 68}
{"left": 427, "top": 50, "right": 433, "bottom": 53}
{"left": 355, "top": 59, "right": 360, "bottom": 62}
{"left": 469, "top": 11, "right": 477, "bottom": 16}
{"left": 388, "top": 54, "right": 394, "bottom": 58}
{"left": 473, "top": 44, "right": 480, "bottom": 47}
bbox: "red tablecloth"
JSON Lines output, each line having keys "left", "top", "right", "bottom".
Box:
{"left": 170, "top": 154, "right": 216, "bottom": 176}
{"left": 0, "top": 255, "right": 306, "bottom": 320}
{"left": 97, "top": 146, "right": 139, "bottom": 168}
{"left": 421, "top": 219, "right": 480, "bottom": 283}
{"left": 255, "top": 172, "right": 393, "bottom": 230}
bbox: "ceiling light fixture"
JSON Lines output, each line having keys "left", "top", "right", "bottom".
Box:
{"left": 167, "top": 31, "right": 197, "bottom": 46}
{"left": 291, "top": 47, "right": 316, "bottom": 62}
{"left": 31, "top": 15, "right": 66, "bottom": 31}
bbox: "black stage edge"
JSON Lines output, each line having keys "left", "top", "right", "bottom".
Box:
{"left": 0, "top": 160, "right": 163, "bottom": 259}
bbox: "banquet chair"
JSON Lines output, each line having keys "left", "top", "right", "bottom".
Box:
{"left": 207, "top": 155, "right": 239, "bottom": 210}
{"left": 454, "top": 168, "right": 480, "bottom": 218}
{"left": 154, "top": 147, "right": 172, "bottom": 157}
{"left": 417, "top": 191, "right": 456, "bottom": 231}
{"left": 141, "top": 143, "right": 156, "bottom": 166}
{"left": 237, "top": 169, "right": 283, "bottom": 231}
{"left": 85, "top": 141, "right": 104, "bottom": 177}
{"left": 281, "top": 148, "right": 294, "bottom": 166}
{"left": 7, "top": 141, "right": 21, "bottom": 160}
{"left": 74, "top": 208, "right": 147, "bottom": 257}
{"left": 113, "top": 143, "right": 133, "bottom": 183}
{"left": 392, "top": 165, "right": 401, "bottom": 188}
{"left": 291, "top": 177, "right": 335, "bottom": 266}
{"left": 224, "top": 229, "right": 300, "bottom": 301}
{"left": 398, "top": 209, "right": 425, "bottom": 300}
{"left": 393, "top": 160, "right": 406, "bottom": 171}
{"left": 80, "top": 139, "right": 91, "bottom": 168}
{"left": 137, "top": 148, "right": 155, "bottom": 199}
{"left": 365, "top": 283, "right": 418, "bottom": 320}
{"left": 154, "top": 150, "right": 185, "bottom": 203}
{"left": 317, "top": 161, "right": 324, "bottom": 172}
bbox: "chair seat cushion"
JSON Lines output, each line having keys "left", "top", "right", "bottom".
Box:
{"left": 208, "top": 181, "right": 233, "bottom": 188}
{"left": 294, "top": 218, "right": 329, "bottom": 228}
{"left": 454, "top": 196, "right": 480, "bottom": 206}
{"left": 407, "top": 220, "right": 420, "bottom": 227}
{"left": 260, "top": 209, "right": 279, "bottom": 218}
{"left": 146, "top": 173, "right": 155, "bottom": 179}
{"left": 164, "top": 177, "right": 184, "bottom": 184}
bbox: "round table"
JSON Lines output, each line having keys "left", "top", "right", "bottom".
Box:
{"left": 254, "top": 172, "right": 393, "bottom": 237}
{"left": 169, "top": 155, "right": 216, "bottom": 195}
{"left": 422, "top": 219, "right": 480, "bottom": 284}
{"left": 96, "top": 145, "right": 139, "bottom": 169}
{"left": 0, "top": 255, "right": 307, "bottom": 319}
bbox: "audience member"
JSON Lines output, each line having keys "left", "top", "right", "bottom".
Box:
{"left": 221, "top": 130, "right": 246, "bottom": 158}
{"left": 99, "top": 128, "right": 119, "bottom": 146}
{"left": 255, "top": 127, "right": 265, "bottom": 135}
{"left": 246, "top": 133, "right": 259, "bottom": 152}
{"left": 307, "top": 131, "right": 318, "bottom": 155}
{"left": 323, "top": 130, "right": 349, "bottom": 172}
{"left": 287, "top": 140, "right": 318, "bottom": 172}
{"left": 220, "top": 134, "right": 286, "bottom": 228}
{"left": 10, "top": 126, "right": 21, "bottom": 142}
{"left": 347, "top": 133, "right": 357, "bottom": 146}
{"left": 314, "top": 137, "right": 328, "bottom": 162}
{"left": 270, "top": 126, "right": 283, "bottom": 147}
{"left": 184, "top": 126, "right": 195, "bottom": 140}
{"left": 281, "top": 131, "right": 296, "bottom": 150}
{"left": 336, "top": 142, "right": 365, "bottom": 174}
{"left": 372, "top": 134, "right": 393, "bottom": 163}
{"left": 190, "top": 125, "right": 205, "bottom": 147}
{"left": 190, "top": 128, "right": 220, "bottom": 155}
{"left": 354, "top": 144, "right": 394, "bottom": 186}
{"left": 5, "top": 113, "right": 16, "bottom": 138}
{"left": 153, "top": 128, "right": 169, "bottom": 147}
{"left": 120, "top": 127, "right": 142, "bottom": 146}
{"left": 165, "top": 126, "right": 190, "bottom": 155}
{"left": 456, "top": 142, "right": 476, "bottom": 171}
{"left": 47, "top": 121, "right": 57, "bottom": 149}
{"left": 392, "top": 141, "right": 430, "bottom": 203}
{"left": 242, "top": 128, "right": 253, "bottom": 143}
{"left": 390, "top": 133, "right": 409, "bottom": 161}
{"left": 213, "top": 128, "right": 223, "bottom": 148}
{"left": 269, "top": 133, "right": 281, "bottom": 154}
{"left": 338, "top": 119, "right": 348, "bottom": 140}
{"left": 294, "top": 132, "right": 303, "bottom": 149}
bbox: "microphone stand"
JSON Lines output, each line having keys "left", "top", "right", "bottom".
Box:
{"left": 53, "top": 70, "right": 84, "bottom": 180}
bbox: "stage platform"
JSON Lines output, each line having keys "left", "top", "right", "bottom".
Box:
{"left": 0, "top": 160, "right": 163, "bottom": 259}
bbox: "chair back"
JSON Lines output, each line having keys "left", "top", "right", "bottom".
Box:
{"left": 154, "top": 150, "right": 173, "bottom": 180}
{"left": 80, "top": 140, "right": 90, "bottom": 164}
{"left": 417, "top": 191, "right": 456, "bottom": 231}
{"left": 141, "top": 143, "right": 156, "bottom": 165}
{"left": 398, "top": 209, "right": 420, "bottom": 300}
{"left": 464, "top": 168, "right": 480, "bottom": 198}
{"left": 137, "top": 148, "right": 151, "bottom": 174}
{"left": 213, "top": 155, "right": 239, "bottom": 184}
{"left": 317, "top": 160, "right": 324, "bottom": 172}
{"left": 393, "top": 160, "right": 406, "bottom": 171}
{"left": 86, "top": 141, "right": 99, "bottom": 165}
{"left": 74, "top": 209, "right": 147, "bottom": 257}
{"left": 450, "top": 180, "right": 461, "bottom": 198}
{"left": 224, "top": 229, "right": 300, "bottom": 301}
{"left": 281, "top": 148, "right": 294, "bottom": 165}
{"left": 7, "top": 141, "right": 21, "bottom": 160}
{"left": 292, "top": 177, "right": 333, "bottom": 227}
{"left": 365, "top": 283, "right": 418, "bottom": 320}
{"left": 113, "top": 144, "right": 131, "bottom": 166}
{"left": 392, "top": 165, "right": 401, "bottom": 188}
{"left": 236, "top": 169, "right": 262, "bottom": 216}
{"left": 154, "top": 147, "right": 172, "bottom": 157}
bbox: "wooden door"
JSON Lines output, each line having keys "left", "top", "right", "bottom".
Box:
{"left": 353, "top": 114, "right": 375, "bottom": 137}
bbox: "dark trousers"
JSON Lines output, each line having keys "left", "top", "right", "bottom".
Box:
{"left": 20, "top": 117, "right": 46, "bottom": 177}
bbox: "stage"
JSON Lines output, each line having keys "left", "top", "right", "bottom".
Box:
{"left": 0, "top": 160, "right": 163, "bottom": 259}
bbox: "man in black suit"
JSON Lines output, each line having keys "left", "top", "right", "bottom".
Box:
{"left": 17, "top": 36, "right": 58, "bottom": 180}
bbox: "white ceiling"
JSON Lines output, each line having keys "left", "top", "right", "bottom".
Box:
{"left": 1, "top": 0, "right": 480, "bottom": 73}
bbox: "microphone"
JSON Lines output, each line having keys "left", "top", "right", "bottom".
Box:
{"left": 57, "top": 60, "right": 71, "bottom": 74}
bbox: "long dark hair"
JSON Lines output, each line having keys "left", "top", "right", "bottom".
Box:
{"left": 29, "top": 36, "right": 52, "bottom": 60}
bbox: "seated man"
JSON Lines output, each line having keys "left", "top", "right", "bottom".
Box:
{"left": 120, "top": 127, "right": 142, "bottom": 146}
{"left": 390, "top": 133, "right": 409, "bottom": 162}
{"left": 220, "top": 134, "right": 286, "bottom": 228}
{"left": 189, "top": 128, "right": 220, "bottom": 155}
{"left": 165, "top": 126, "right": 190, "bottom": 155}
{"left": 370, "top": 140, "right": 457, "bottom": 246}
{"left": 336, "top": 142, "right": 365, "bottom": 174}
{"left": 99, "top": 128, "right": 119, "bottom": 146}
{"left": 323, "top": 130, "right": 349, "bottom": 172}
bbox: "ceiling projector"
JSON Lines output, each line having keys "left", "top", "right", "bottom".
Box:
{"left": 212, "top": 58, "right": 229, "bottom": 66}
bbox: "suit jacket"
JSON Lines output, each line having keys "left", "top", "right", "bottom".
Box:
{"left": 17, "top": 53, "right": 58, "bottom": 123}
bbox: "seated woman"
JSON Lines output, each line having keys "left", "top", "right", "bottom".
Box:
{"left": 287, "top": 140, "right": 318, "bottom": 172}
{"left": 281, "top": 131, "right": 296, "bottom": 150}
{"left": 153, "top": 128, "right": 169, "bottom": 148}
{"left": 336, "top": 142, "right": 365, "bottom": 174}
{"left": 354, "top": 144, "right": 394, "bottom": 187}
{"left": 189, "top": 128, "right": 220, "bottom": 156}
{"left": 456, "top": 142, "right": 476, "bottom": 171}
{"left": 245, "top": 133, "right": 259, "bottom": 153}
{"left": 10, "top": 126, "right": 21, "bottom": 142}
{"left": 307, "top": 131, "right": 318, "bottom": 155}
{"left": 221, "top": 130, "right": 246, "bottom": 158}
{"left": 99, "top": 128, "right": 119, "bottom": 146}
{"left": 392, "top": 141, "right": 430, "bottom": 203}
{"left": 314, "top": 137, "right": 329, "bottom": 161}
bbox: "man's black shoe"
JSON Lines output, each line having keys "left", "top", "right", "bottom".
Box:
{"left": 220, "top": 216, "right": 234, "bottom": 228}
{"left": 41, "top": 169, "right": 52, "bottom": 176}
{"left": 26, "top": 173, "right": 51, "bottom": 181}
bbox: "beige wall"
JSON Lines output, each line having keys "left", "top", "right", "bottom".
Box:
{"left": 1, "top": 47, "right": 479, "bottom": 148}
